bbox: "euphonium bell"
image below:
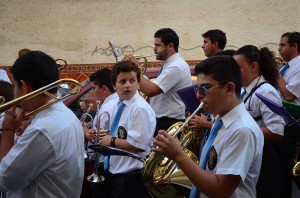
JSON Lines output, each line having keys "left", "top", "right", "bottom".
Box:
{"left": 142, "top": 101, "right": 204, "bottom": 197}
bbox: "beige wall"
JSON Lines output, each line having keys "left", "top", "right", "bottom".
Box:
{"left": 0, "top": 0, "right": 299, "bottom": 66}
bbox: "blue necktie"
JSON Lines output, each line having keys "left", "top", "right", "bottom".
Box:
{"left": 158, "top": 65, "right": 164, "bottom": 76}
{"left": 189, "top": 119, "right": 223, "bottom": 198}
{"left": 280, "top": 63, "right": 289, "bottom": 76}
{"left": 104, "top": 102, "right": 125, "bottom": 170}
{"left": 240, "top": 89, "right": 247, "bottom": 100}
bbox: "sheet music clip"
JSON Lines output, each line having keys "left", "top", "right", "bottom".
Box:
{"left": 88, "top": 145, "right": 145, "bottom": 162}
{"left": 255, "top": 93, "right": 300, "bottom": 128}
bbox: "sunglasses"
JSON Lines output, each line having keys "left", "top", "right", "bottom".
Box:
{"left": 194, "top": 85, "right": 223, "bottom": 96}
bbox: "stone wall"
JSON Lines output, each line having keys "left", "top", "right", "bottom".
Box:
{"left": 1, "top": 0, "right": 299, "bottom": 66}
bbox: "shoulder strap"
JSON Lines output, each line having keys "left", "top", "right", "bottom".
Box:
{"left": 243, "top": 82, "right": 268, "bottom": 104}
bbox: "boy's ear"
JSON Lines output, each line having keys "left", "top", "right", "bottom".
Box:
{"left": 225, "top": 82, "right": 236, "bottom": 96}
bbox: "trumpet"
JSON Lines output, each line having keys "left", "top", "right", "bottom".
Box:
{"left": 87, "top": 101, "right": 110, "bottom": 183}
{"left": 0, "top": 78, "right": 82, "bottom": 118}
{"left": 80, "top": 103, "right": 94, "bottom": 129}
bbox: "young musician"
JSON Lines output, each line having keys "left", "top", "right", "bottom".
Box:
{"left": 82, "top": 68, "right": 118, "bottom": 198}
{"left": 101, "top": 61, "right": 156, "bottom": 198}
{"left": 152, "top": 56, "right": 264, "bottom": 198}
{"left": 234, "top": 45, "right": 285, "bottom": 198}
{"left": 0, "top": 51, "right": 85, "bottom": 197}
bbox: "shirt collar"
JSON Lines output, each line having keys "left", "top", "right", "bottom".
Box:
{"left": 163, "top": 53, "right": 180, "bottom": 66}
{"left": 119, "top": 91, "right": 140, "bottom": 107}
{"left": 288, "top": 55, "right": 300, "bottom": 68}
{"left": 221, "top": 103, "right": 245, "bottom": 129}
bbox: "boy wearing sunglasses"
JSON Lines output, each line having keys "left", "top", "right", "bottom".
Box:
{"left": 152, "top": 56, "right": 264, "bottom": 198}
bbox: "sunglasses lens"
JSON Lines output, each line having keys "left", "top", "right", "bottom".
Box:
{"left": 199, "top": 86, "right": 206, "bottom": 96}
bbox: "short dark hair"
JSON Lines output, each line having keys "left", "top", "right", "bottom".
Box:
{"left": 195, "top": 56, "right": 241, "bottom": 97}
{"left": 215, "top": 49, "right": 236, "bottom": 56}
{"left": 281, "top": 31, "right": 300, "bottom": 53}
{"left": 11, "top": 51, "right": 59, "bottom": 93}
{"left": 18, "top": 48, "right": 31, "bottom": 57}
{"left": 89, "top": 68, "right": 114, "bottom": 93}
{"left": 0, "top": 80, "right": 14, "bottom": 102}
{"left": 234, "top": 45, "right": 278, "bottom": 88}
{"left": 110, "top": 61, "right": 141, "bottom": 86}
{"left": 154, "top": 28, "right": 179, "bottom": 52}
{"left": 202, "top": 29, "right": 227, "bottom": 50}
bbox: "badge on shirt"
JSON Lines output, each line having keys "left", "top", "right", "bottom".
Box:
{"left": 208, "top": 146, "right": 217, "bottom": 170}
{"left": 117, "top": 126, "right": 127, "bottom": 139}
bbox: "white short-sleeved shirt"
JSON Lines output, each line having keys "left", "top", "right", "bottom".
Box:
{"left": 0, "top": 69, "right": 11, "bottom": 83}
{"left": 279, "top": 55, "right": 300, "bottom": 104}
{"left": 150, "top": 53, "right": 192, "bottom": 119}
{"left": 0, "top": 102, "right": 85, "bottom": 198}
{"left": 242, "top": 76, "right": 285, "bottom": 136}
{"left": 200, "top": 103, "right": 264, "bottom": 198}
{"left": 109, "top": 92, "right": 156, "bottom": 174}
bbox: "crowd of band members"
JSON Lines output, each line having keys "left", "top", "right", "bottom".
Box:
{"left": 0, "top": 28, "right": 299, "bottom": 198}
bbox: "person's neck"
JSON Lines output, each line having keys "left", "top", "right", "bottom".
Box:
{"left": 218, "top": 97, "right": 241, "bottom": 118}
{"left": 22, "top": 95, "right": 54, "bottom": 113}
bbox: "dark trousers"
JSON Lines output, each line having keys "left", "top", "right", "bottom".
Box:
{"left": 154, "top": 116, "right": 185, "bottom": 137}
{"left": 278, "top": 124, "right": 300, "bottom": 198}
{"left": 109, "top": 170, "right": 150, "bottom": 198}
{"left": 256, "top": 142, "right": 281, "bottom": 198}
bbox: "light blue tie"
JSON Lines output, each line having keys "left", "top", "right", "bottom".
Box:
{"left": 158, "top": 65, "right": 164, "bottom": 76}
{"left": 240, "top": 89, "right": 247, "bottom": 100}
{"left": 280, "top": 63, "right": 289, "bottom": 76}
{"left": 189, "top": 119, "right": 223, "bottom": 198}
{"left": 104, "top": 102, "right": 125, "bottom": 170}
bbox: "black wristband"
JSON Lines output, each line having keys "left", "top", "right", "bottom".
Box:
{"left": 110, "top": 137, "right": 117, "bottom": 147}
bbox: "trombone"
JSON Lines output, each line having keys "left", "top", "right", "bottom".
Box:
{"left": 0, "top": 78, "right": 82, "bottom": 118}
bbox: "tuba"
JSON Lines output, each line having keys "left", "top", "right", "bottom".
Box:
{"left": 142, "top": 101, "right": 204, "bottom": 197}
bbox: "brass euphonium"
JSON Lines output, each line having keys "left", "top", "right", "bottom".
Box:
{"left": 142, "top": 101, "right": 204, "bottom": 197}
